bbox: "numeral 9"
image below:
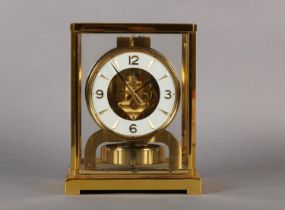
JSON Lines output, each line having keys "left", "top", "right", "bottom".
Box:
{"left": 96, "top": 89, "right": 104, "bottom": 99}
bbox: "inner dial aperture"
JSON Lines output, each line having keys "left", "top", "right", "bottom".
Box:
{"left": 107, "top": 68, "right": 160, "bottom": 120}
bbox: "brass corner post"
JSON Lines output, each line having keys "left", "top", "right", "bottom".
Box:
{"left": 182, "top": 31, "right": 197, "bottom": 173}
{"left": 70, "top": 31, "right": 82, "bottom": 175}
{"left": 189, "top": 32, "right": 197, "bottom": 172}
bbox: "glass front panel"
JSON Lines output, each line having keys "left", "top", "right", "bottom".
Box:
{"left": 77, "top": 32, "right": 192, "bottom": 175}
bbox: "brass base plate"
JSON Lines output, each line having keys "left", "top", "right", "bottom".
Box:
{"left": 101, "top": 143, "right": 165, "bottom": 166}
{"left": 65, "top": 175, "right": 202, "bottom": 195}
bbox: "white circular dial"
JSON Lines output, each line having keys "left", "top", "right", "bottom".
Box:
{"left": 86, "top": 48, "right": 180, "bottom": 140}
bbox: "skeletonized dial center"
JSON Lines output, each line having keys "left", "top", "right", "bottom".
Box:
{"left": 107, "top": 68, "right": 160, "bottom": 120}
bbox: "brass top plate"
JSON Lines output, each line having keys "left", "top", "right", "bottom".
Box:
{"left": 70, "top": 23, "right": 197, "bottom": 33}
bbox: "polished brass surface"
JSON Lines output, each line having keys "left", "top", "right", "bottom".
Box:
{"left": 84, "top": 129, "right": 182, "bottom": 171}
{"left": 65, "top": 177, "right": 202, "bottom": 195}
{"left": 66, "top": 23, "right": 201, "bottom": 195}
{"left": 70, "top": 31, "right": 81, "bottom": 176}
{"left": 182, "top": 32, "right": 197, "bottom": 170}
{"left": 101, "top": 143, "right": 165, "bottom": 165}
{"left": 85, "top": 47, "right": 180, "bottom": 141}
{"left": 79, "top": 166, "right": 191, "bottom": 175}
{"left": 117, "top": 36, "right": 151, "bottom": 48}
{"left": 70, "top": 23, "right": 197, "bottom": 33}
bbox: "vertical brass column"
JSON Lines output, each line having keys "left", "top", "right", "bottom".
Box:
{"left": 182, "top": 31, "right": 196, "bottom": 173}
{"left": 189, "top": 31, "right": 197, "bottom": 172}
{"left": 70, "top": 31, "right": 81, "bottom": 175}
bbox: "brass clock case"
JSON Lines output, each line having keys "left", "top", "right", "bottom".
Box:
{"left": 85, "top": 47, "right": 181, "bottom": 141}
{"left": 66, "top": 23, "right": 202, "bottom": 195}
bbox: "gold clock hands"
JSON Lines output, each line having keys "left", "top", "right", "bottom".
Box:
{"left": 126, "top": 78, "right": 154, "bottom": 100}
{"left": 111, "top": 63, "right": 143, "bottom": 104}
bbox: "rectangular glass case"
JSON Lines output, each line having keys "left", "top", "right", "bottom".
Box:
{"left": 65, "top": 23, "right": 202, "bottom": 195}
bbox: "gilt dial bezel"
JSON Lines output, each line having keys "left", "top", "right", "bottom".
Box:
{"left": 86, "top": 47, "right": 180, "bottom": 140}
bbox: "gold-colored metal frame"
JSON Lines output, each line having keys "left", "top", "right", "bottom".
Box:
{"left": 65, "top": 23, "right": 201, "bottom": 195}
{"left": 85, "top": 47, "right": 181, "bottom": 141}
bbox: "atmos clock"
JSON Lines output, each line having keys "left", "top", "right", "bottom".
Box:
{"left": 65, "top": 23, "right": 202, "bottom": 195}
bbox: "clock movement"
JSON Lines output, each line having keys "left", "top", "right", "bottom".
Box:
{"left": 65, "top": 23, "right": 202, "bottom": 195}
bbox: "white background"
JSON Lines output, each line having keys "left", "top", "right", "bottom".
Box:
{"left": 0, "top": 0, "right": 284, "bottom": 209}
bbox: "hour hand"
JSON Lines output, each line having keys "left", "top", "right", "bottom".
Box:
{"left": 126, "top": 78, "right": 153, "bottom": 100}
{"left": 111, "top": 62, "right": 143, "bottom": 104}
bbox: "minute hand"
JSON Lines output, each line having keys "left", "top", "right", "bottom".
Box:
{"left": 126, "top": 78, "right": 153, "bottom": 100}
{"left": 111, "top": 63, "right": 143, "bottom": 104}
